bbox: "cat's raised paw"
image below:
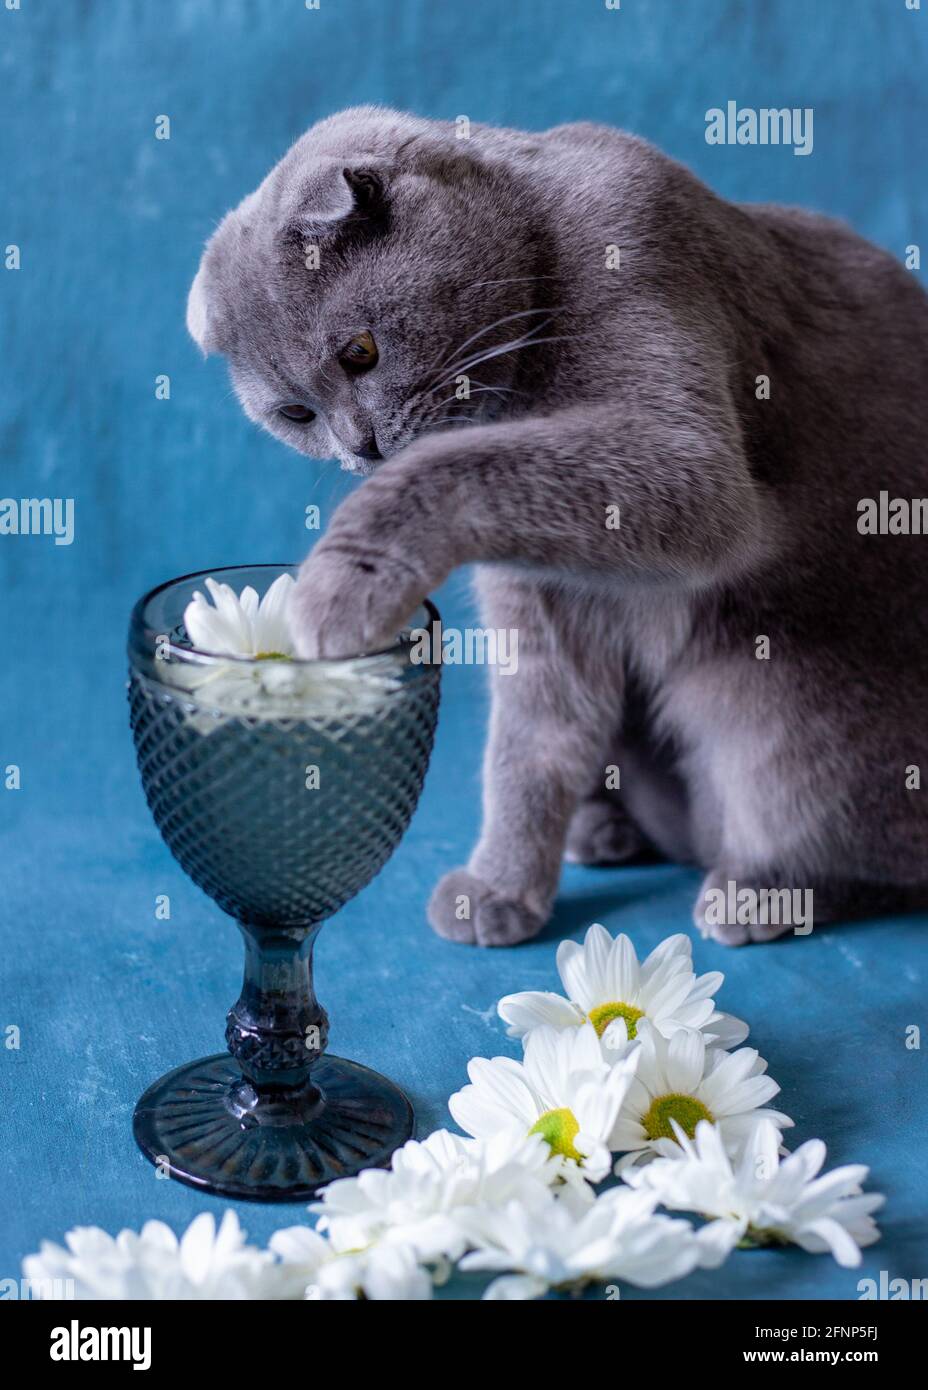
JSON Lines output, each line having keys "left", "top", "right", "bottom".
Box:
{"left": 427, "top": 869, "right": 544, "bottom": 947}
{"left": 291, "top": 541, "right": 425, "bottom": 660}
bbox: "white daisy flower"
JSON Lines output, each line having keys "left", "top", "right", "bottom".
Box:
{"left": 448, "top": 1022, "right": 639, "bottom": 1186}
{"left": 499, "top": 925, "right": 748, "bottom": 1054}
{"left": 184, "top": 574, "right": 296, "bottom": 659}
{"left": 269, "top": 1225, "right": 432, "bottom": 1301}
{"left": 626, "top": 1118, "right": 884, "bottom": 1268}
{"left": 163, "top": 574, "right": 404, "bottom": 725}
{"left": 311, "top": 1127, "right": 555, "bottom": 1263}
{"left": 610, "top": 1021, "right": 793, "bottom": 1166}
{"left": 22, "top": 1212, "right": 274, "bottom": 1300}
{"left": 457, "top": 1185, "right": 700, "bottom": 1299}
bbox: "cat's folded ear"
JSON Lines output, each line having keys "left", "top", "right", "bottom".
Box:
{"left": 187, "top": 261, "right": 216, "bottom": 356}
{"left": 185, "top": 159, "right": 389, "bottom": 357}
{"left": 186, "top": 191, "right": 261, "bottom": 357}
{"left": 277, "top": 157, "right": 389, "bottom": 241}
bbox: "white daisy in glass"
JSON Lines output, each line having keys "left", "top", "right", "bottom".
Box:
{"left": 457, "top": 1185, "right": 699, "bottom": 1300}
{"left": 448, "top": 1022, "right": 639, "bottom": 1185}
{"left": 311, "top": 1127, "right": 555, "bottom": 1263}
{"left": 22, "top": 1212, "right": 275, "bottom": 1301}
{"left": 626, "top": 1118, "right": 884, "bottom": 1268}
{"left": 498, "top": 925, "right": 748, "bottom": 1054}
{"left": 610, "top": 1020, "right": 793, "bottom": 1165}
{"left": 167, "top": 573, "right": 403, "bottom": 724}
{"left": 269, "top": 1225, "right": 432, "bottom": 1301}
{"left": 184, "top": 573, "right": 296, "bottom": 659}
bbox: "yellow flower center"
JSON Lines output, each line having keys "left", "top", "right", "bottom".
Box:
{"left": 642, "top": 1093, "right": 714, "bottom": 1142}
{"left": 528, "top": 1107, "right": 582, "bottom": 1161}
{"left": 738, "top": 1227, "right": 790, "bottom": 1250}
{"left": 254, "top": 651, "right": 290, "bottom": 661}
{"left": 587, "top": 1001, "right": 645, "bottom": 1039}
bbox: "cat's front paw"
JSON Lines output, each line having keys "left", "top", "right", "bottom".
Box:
{"left": 693, "top": 867, "right": 794, "bottom": 945}
{"left": 427, "top": 869, "right": 545, "bottom": 947}
{"left": 291, "top": 542, "right": 425, "bottom": 659}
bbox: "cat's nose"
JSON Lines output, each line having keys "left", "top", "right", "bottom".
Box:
{"left": 328, "top": 410, "right": 383, "bottom": 462}
{"left": 354, "top": 434, "right": 382, "bottom": 462}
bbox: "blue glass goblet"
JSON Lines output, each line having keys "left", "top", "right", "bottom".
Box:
{"left": 127, "top": 564, "right": 440, "bottom": 1201}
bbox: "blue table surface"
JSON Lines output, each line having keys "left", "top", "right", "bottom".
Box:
{"left": 1, "top": 564, "right": 926, "bottom": 1299}
{"left": 1, "top": 0, "right": 926, "bottom": 1300}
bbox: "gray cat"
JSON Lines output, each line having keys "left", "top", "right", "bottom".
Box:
{"left": 187, "top": 106, "right": 928, "bottom": 947}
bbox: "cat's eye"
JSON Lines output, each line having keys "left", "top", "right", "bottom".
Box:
{"left": 278, "top": 403, "right": 316, "bottom": 423}
{"left": 338, "top": 330, "right": 379, "bottom": 374}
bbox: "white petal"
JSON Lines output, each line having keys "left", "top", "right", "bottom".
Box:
{"left": 684, "top": 969, "right": 725, "bottom": 1003}
{"left": 205, "top": 577, "right": 254, "bottom": 652}
{"left": 449, "top": 1059, "right": 540, "bottom": 1137}
{"left": 269, "top": 1226, "right": 331, "bottom": 1268}
{"left": 665, "top": 1028, "right": 706, "bottom": 1094}
{"left": 556, "top": 939, "right": 597, "bottom": 1012}
{"left": 238, "top": 586, "right": 260, "bottom": 621}
{"left": 569, "top": 1020, "right": 610, "bottom": 1076}
{"left": 497, "top": 991, "right": 584, "bottom": 1039}
{"left": 183, "top": 591, "right": 228, "bottom": 653}
{"left": 776, "top": 1138, "right": 827, "bottom": 1189}
{"left": 795, "top": 1217, "right": 863, "bottom": 1267}
{"left": 737, "top": 1117, "right": 783, "bottom": 1187}
{"left": 482, "top": 1274, "right": 549, "bottom": 1300}
{"left": 257, "top": 573, "right": 297, "bottom": 655}
{"left": 641, "top": 934, "right": 692, "bottom": 979}
{"left": 695, "top": 1218, "right": 742, "bottom": 1268}
{"left": 703, "top": 1011, "right": 750, "bottom": 1048}
{"left": 178, "top": 1213, "right": 217, "bottom": 1284}
{"left": 608, "top": 932, "right": 641, "bottom": 1004}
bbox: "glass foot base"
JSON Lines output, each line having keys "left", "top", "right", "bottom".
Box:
{"left": 133, "top": 1053, "right": 415, "bottom": 1202}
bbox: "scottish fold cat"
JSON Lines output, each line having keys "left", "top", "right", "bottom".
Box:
{"left": 188, "top": 106, "right": 928, "bottom": 946}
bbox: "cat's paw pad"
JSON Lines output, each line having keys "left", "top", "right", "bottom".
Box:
{"left": 564, "top": 800, "right": 648, "bottom": 866}
{"left": 693, "top": 868, "right": 793, "bottom": 945}
{"left": 427, "top": 869, "right": 544, "bottom": 948}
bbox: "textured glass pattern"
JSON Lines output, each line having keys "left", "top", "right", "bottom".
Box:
{"left": 128, "top": 669, "right": 440, "bottom": 926}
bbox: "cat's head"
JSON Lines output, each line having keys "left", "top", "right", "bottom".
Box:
{"left": 188, "top": 107, "right": 544, "bottom": 473}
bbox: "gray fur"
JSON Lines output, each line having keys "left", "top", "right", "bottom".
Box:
{"left": 189, "top": 106, "right": 928, "bottom": 947}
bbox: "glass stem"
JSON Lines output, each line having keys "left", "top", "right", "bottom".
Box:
{"left": 225, "top": 923, "right": 329, "bottom": 1091}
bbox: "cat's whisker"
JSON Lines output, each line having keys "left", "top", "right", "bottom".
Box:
{"left": 467, "top": 376, "right": 523, "bottom": 393}
{"left": 426, "top": 318, "right": 556, "bottom": 392}
{"left": 428, "top": 305, "right": 564, "bottom": 379}
{"left": 427, "top": 326, "right": 582, "bottom": 395}
{"left": 463, "top": 376, "right": 527, "bottom": 403}
{"left": 427, "top": 417, "right": 479, "bottom": 431}
{"left": 428, "top": 385, "right": 517, "bottom": 413}
{"left": 429, "top": 308, "right": 565, "bottom": 382}
{"left": 455, "top": 274, "right": 559, "bottom": 292}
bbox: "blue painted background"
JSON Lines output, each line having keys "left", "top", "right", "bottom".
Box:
{"left": 1, "top": 0, "right": 926, "bottom": 1300}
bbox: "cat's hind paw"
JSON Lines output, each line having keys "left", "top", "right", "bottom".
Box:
{"left": 564, "top": 799, "right": 649, "bottom": 866}
{"left": 693, "top": 868, "right": 795, "bottom": 946}
{"left": 427, "top": 869, "right": 545, "bottom": 947}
